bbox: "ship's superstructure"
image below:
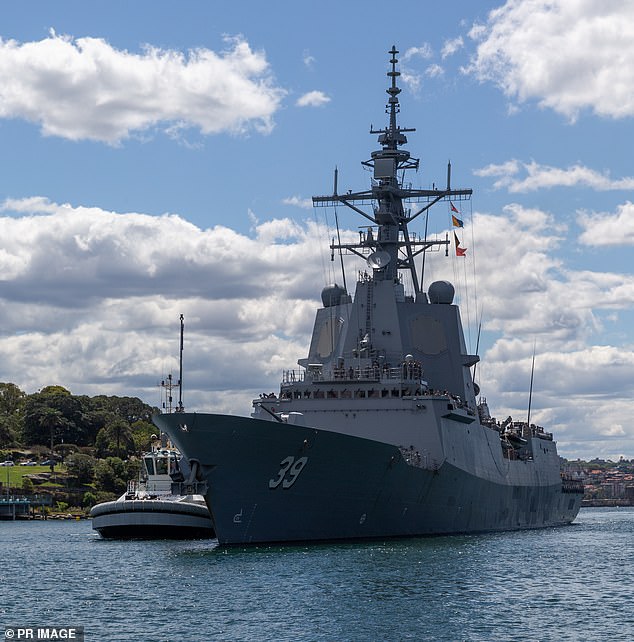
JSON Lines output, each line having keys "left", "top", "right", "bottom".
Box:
{"left": 154, "top": 47, "right": 583, "bottom": 545}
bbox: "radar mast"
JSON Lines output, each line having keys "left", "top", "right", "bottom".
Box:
{"left": 313, "top": 45, "right": 472, "bottom": 297}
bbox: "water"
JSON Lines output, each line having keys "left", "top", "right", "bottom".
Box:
{"left": 2, "top": 508, "right": 634, "bottom": 641}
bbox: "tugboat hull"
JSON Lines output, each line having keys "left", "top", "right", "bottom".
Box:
{"left": 91, "top": 498, "right": 214, "bottom": 539}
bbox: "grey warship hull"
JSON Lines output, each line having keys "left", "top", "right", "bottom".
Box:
{"left": 154, "top": 46, "right": 582, "bottom": 546}
{"left": 154, "top": 411, "right": 582, "bottom": 545}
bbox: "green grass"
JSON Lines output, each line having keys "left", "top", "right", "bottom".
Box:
{"left": 1, "top": 463, "right": 67, "bottom": 489}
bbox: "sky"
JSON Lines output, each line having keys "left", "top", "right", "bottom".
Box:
{"left": 1, "top": 0, "right": 634, "bottom": 461}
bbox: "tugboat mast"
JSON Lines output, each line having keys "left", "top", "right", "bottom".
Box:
{"left": 313, "top": 45, "right": 472, "bottom": 298}
{"left": 160, "top": 314, "right": 185, "bottom": 413}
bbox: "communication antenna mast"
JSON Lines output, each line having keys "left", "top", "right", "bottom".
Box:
{"left": 178, "top": 314, "right": 184, "bottom": 412}
{"left": 160, "top": 314, "right": 185, "bottom": 413}
{"left": 160, "top": 374, "right": 179, "bottom": 414}
{"left": 527, "top": 341, "right": 536, "bottom": 426}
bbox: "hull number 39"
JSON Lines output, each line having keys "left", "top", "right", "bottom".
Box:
{"left": 269, "top": 456, "right": 309, "bottom": 489}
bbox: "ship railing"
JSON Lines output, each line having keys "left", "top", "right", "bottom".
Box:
{"left": 282, "top": 365, "right": 426, "bottom": 384}
{"left": 275, "top": 383, "right": 483, "bottom": 412}
{"left": 487, "top": 418, "right": 553, "bottom": 441}
{"left": 282, "top": 369, "right": 307, "bottom": 384}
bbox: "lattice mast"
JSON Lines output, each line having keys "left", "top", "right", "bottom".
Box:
{"left": 313, "top": 45, "right": 472, "bottom": 297}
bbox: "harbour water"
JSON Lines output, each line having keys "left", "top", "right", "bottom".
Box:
{"left": 2, "top": 508, "right": 634, "bottom": 641}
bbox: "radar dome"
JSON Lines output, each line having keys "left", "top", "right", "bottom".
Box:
{"left": 428, "top": 280, "right": 454, "bottom": 304}
{"left": 321, "top": 284, "right": 347, "bottom": 307}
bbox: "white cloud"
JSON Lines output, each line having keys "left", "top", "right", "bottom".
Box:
{"left": 399, "top": 43, "right": 434, "bottom": 94}
{"left": 0, "top": 195, "right": 328, "bottom": 314}
{"left": 578, "top": 201, "right": 634, "bottom": 246}
{"left": 295, "top": 90, "right": 330, "bottom": 107}
{"left": 474, "top": 159, "right": 520, "bottom": 178}
{"left": 247, "top": 208, "right": 259, "bottom": 228}
{"left": 425, "top": 64, "right": 444, "bottom": 79}
{"left": 441, "top": 36, "right": 464, "bottom": 59}
{"left": 466, "top": 1, "right": 634, "bottom": 120}
{"left": 400, "top": 70, "right": 422, "bottom": 93}
{"left": 457, "top": 204, "right": 634, "bottom": 342}
{"left": 282, "top": 196, "right": 313, "bottom": 209}
{"left": 402, "top": 44, "right": 433, "bottom": 61}
{"left": 474, "top": 159, "right": 634, "bottom": 192}
{"left": 302, "top": 49, "right": 315, "bottom": 68}
{"left": 0, "top": 33, "right": 286, "bottom": 143}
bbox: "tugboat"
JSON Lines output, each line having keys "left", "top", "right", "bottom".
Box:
{"left": 154, "top": 46, "right": 583, "bottom": 545}
{"left": 92, "top": 362, "right": 214, "bottom": 539}
{"left": 90, "top": 443, "right": 214, "bottom": 539}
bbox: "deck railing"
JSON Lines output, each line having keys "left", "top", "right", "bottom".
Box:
{"left": 282, "top": 363, "right": 424, "bottom": 385}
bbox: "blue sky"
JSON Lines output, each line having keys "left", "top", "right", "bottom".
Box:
{"left": 2, "top": 0, "right": 634, "bottom": 460}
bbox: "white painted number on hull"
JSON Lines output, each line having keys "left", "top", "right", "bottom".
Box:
{"left": 269, "top": 456, "right": 309, "bottom": 489}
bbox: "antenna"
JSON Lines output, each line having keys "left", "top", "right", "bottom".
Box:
{"left": 472, "top": 318, "right": 482, "bottom": 385}
{"left": 178, "top": 314, "right": 184, "bottom": 412}
{"left": 527, "top": 341, "right": 536, "bottom": 426}
{"left": 160, "top": 373, "right": 178, "bottom": 413}
{"left": 334, "top": 205, "right": 348, "bottom": 293}
{"left": 420, "top": 211, "right": 430, "bottom": 288}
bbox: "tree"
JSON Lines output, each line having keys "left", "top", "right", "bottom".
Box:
{"left": 94, "top": 457, "right": 128, "bottom": 494}
{"left": 0, "top": 382, "right": 26, "bottom": 415}
{"left": 66, "top": 453, "right": 97, "bottom": 485}
{"left": 0, "top": 383, "right": 26, "bottom": 448}
{"left": 3, "top": 385, "right": 159, "bottom": 459}
{"left": 125, "top": 458, "right": 141, "bottom": 483}
{"left": 95, "top": 420, "right": 136, "bottom": 458}
{"left": 89, "top": 396, "right": 158, "bottom": 424}
{"left": 82, "top": 491, "right": 97, "bottom": 508}
{"left": 131, "top": 420, "right": 158, "bottom": 454}
{"left": 36, "top": 408, "right": 69, "bottom": 471}
{"left": 40, "top": 385, "right": 71, "bottom": 396}
{"left": 0, "top": 415, "right": 20, "bottom": 448}
{"left": 23, "top": 390, "right": 92, "bottom": 446}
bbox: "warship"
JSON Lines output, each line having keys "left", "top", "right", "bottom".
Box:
{"left": 154, "top": 46, "right": 583, "bottom": 545}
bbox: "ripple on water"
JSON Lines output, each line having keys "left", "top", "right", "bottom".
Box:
{"left": 2, "top": 509, "right": 634, "bottom": 641}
